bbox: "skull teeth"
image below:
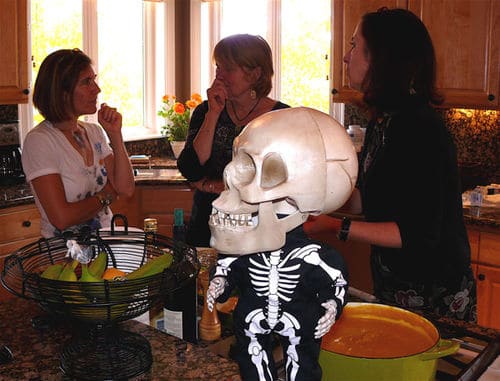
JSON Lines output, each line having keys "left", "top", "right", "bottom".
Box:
{"left": 210, "top": 208, "right": 255, "bottom": 227}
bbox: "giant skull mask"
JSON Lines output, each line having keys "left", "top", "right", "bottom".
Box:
{"left": 209, "top": 107, "right": 358, "bottom": 255}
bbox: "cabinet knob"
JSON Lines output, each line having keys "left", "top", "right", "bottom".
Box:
{"left": 22, "top": 220, "right": 31, "bottom": 228}
{"left": 22, "top": 88, "right": 30, "bottom": 95}
{"left": 487, "top": 94, "right": 495, "bottom": 102}
{"left": 478, "top": 273, "right": 485, "bottom": 281}
{"left": 331, "top": 88, "right": 338, "bottom": 95}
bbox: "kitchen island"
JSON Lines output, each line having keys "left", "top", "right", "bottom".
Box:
{"left": 0, "top": 298, "right": 241, "bottom": 380}
{"left": 0, "top": 295, "right": 498, "bottom": 381}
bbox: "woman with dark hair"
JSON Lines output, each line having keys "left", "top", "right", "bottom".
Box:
{"left": 305, "top": 8, "right": 476, "bottom": 321}
{"left": 22, "top": 49, "right": 135, "bottom": 238}
{"left": 178, "top": 34, "right": 289, "bottom": 247}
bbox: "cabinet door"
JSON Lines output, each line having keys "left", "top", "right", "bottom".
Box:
{"left": 476, "top": 264, "right": 500, "bottom": 329}
{"left": 0, "top": 0, "right": 29, "bottom": 104}
{"left": 111, "top": 191, "right": 140, "bottom": 230}
{"left": 0, "top": 204, "right": 41, "bottom": 255}
{"left": 140, "top": 185, "right": 194, "bottom": 237}
{"left": 408, "top": 0, "right": 499, "bottom": 109}
{"left": 307, "top": 229, "right": 373, "bottom": 294}
{"left": 331, "top": 0, "right": 411, "bottom": 104}
{"left": 476, "top": 231, "right": 500, "bottom": 267}
{"left": 467, "top": 228, "right": 479, "bottom": 274}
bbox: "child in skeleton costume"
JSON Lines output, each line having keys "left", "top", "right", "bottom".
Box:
{"left": 206, "top": 107, "right": 358, "bottom": 381}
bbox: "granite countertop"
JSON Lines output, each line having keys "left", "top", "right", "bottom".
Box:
{"left": 0, "top": 296, "right": 498, "bottom": 381}
{"left": 0, "top": 160, "right": 190, "bottom": 209}
{"left": 1, "top": 161, "right": 499, "bottom": 232}
{"left": 0, "top": 298, "right": 241, "bottom": 380}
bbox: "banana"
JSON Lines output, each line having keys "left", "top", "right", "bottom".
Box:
{"left": 58, "top": 260, "right": 79, "bottom": 281}
{"left": 80, "top": 264, "right": 104, "bottom": 283}
{"left": 40, "top": 263, "right": 64, "bottom": 280}
{"left": 89, "top": 251, "right": 108, "bottom": 278}
{"left": 126, "top": 253, "right": 174, "bottom": 280}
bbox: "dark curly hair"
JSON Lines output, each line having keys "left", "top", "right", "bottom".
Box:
{"left": 360, "top": 8, "right": 443, "bottom": 111}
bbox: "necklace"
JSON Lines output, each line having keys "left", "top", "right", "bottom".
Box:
{"left": 72, "top": 129, "right": 86, "bottom": 148}
{"left": 230, "top": 98, "right": 261, "bottom": 122}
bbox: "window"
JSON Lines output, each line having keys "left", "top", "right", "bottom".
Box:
{"left": 194, "top": 0, "right": 333, "bottom": 115}
{"left": 20, "top": 0, "right": 173, "bottom": 142}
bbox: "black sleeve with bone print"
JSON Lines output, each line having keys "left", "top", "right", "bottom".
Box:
{"left": 212, "top": 225, "right": 349, "bottom": 321}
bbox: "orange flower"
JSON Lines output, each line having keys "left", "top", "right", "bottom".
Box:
{"left": 158, "top": 93, "right": 201, "bottom": 141}
{"left": 191, "top": 93, "right": 202, "bottom": 104}
{"left": 173, "top": 102, "right": 186, "bottom": 114}
{"left": 186, "top": 99, "right": 198, "bottom": 109}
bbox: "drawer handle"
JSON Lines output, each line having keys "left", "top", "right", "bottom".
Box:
{"left": 22, "top": 220, "right": 31, "bottom": 228}
{"left": 478, "top": 273, "right": 485, "bottom": 281}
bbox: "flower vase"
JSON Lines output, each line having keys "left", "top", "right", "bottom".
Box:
{"left": 170, "top": 140, "right": 186, "bottom": 159}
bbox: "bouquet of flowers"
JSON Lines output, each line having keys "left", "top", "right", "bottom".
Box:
{"left": 158, "top": 93, "right": 202, "bottom": 141}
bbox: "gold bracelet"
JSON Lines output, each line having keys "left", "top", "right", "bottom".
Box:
{"left": 202, "top": 179, "right": 214, "bottom": 193}
{"left": 96, "top": 192, "right": 113, "bottom": 208}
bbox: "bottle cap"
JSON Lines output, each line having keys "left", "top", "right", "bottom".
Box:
{"left": 144, "top": 218, "right": 158, "bottom": 233}
{"left": 174, "top": 208, "right": 184, "bottom": 226}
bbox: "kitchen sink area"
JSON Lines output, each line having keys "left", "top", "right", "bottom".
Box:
{"left": 133, "top": 167, "right": 184, "bottom": 179}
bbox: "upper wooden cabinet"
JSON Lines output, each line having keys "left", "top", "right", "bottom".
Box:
{"left": 409, "top": 0, "right": 500, "bottom": 109}
{"left": 0, "top": 0, "right": 29, "bottom": 104}
{"left": 331, "top": 0, "right": 500, "bottom": 109}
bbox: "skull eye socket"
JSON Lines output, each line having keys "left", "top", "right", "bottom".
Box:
{"left": 233, "top": 152, "right": 256, "bottom": 185}
{"left": 261, "top": 153, "right": 287, "bottom": 189}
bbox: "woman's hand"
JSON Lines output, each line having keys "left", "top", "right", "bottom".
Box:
{"left": 206, "top": 78, "right": 227, "bottom": 115}
{"left": 98, "top": 103, "right": 122, "bottom": 137}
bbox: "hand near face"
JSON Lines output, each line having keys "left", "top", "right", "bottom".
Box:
{"left": 206, "top": 78, "right": 227, "bottom": 114}
{"left": 98, "top": 103, "right": 122, "bottom": 135}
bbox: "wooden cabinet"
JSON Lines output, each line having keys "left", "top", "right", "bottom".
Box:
{"left": 408, "top": 0, "right": 500, "bottom": 109}
{"left": 139, "top": 184, "right": 194, "bottom": 237}
{"left": 468, "top": 228, "right": 500, "bottom": 329}
{"left": 331, "top": 0, "right": 500, "bottom": 109}
{"left": 0, "top": 0, "right": 29, "bottom": 104}
{"left": 0, "top": 203, "right": 41, "bottom": 301}
{"left": 111, "top": 191, "right": 141, "bottom": 230}
{"left": 307, "top": 213, "right": 373, "bottom": 294}
{"left": 331, "top": 0, "right": 406, "bottom": 106}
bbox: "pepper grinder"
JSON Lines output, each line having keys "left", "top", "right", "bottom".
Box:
{"left": 197, "top": 247, "right": 221, "bottom": 341}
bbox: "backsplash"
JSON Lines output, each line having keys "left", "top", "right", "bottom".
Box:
{"left": 2, "top": 104, "right": 498, "bottom": 186}
{"left": 345, "top": 104, "right": 499, "bottom": 186}
{"left": 0, "top": 105, "right": 17, "bottom": 122}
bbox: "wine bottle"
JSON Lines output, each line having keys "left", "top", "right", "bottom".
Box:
{"left": 162, "top": 208, "right": 198, "bottom": 343}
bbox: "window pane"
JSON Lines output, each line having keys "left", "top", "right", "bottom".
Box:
{"left": 281, "top": 0, "right": 330, "bottom": 112}
{"left": 220, "top": 0, "right": 268, "bottom": 37}
{"left": 97, "top": 0, "right": 144, "bottom": 129}
{"left": 31, "top": 0, "right": 82, "bottom": 125}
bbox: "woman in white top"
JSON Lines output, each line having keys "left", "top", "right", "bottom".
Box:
{"left": 22, "top": 48, "right": 135, "bottom": 238}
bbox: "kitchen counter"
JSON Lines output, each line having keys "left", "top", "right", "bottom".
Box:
{"left": 0, "top": 167, "right": 190, "bottom": 209}
{"left": 0, "top": 295, "right": 498, "bottom": 381}
{"left": 0, "top": 298, "right": 241, "bottom": 380}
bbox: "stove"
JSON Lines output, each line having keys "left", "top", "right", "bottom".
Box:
{"left": 432, "top": 318, "right": 500, "bottom": 381}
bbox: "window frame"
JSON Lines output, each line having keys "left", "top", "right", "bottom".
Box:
{"left": 190, "top": 0, "right": 344, "bottom": 123}
{"left": 19, "top": 0, "right": 175, "bottom": 145}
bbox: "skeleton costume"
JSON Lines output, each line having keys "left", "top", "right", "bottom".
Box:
{"left": 207, "top": 108, "right": 358, "bottom": 380}
{"left": 214, "top": 227, "right": 347, "bottom": 380}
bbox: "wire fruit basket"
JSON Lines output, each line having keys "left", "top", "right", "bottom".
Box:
{"left": 1, "top": 219, "right": 199, "bottom": 380}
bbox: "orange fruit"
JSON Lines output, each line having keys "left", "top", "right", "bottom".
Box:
{"left": 102, "top": 267, "right": 126, "bottom": 280}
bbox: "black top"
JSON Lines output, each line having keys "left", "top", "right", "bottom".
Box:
{"left": 177, "top": 100, "right": 290, "bottom": 246}
{"left": 358, "top": 96, "right": 476, "bottom": 319}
